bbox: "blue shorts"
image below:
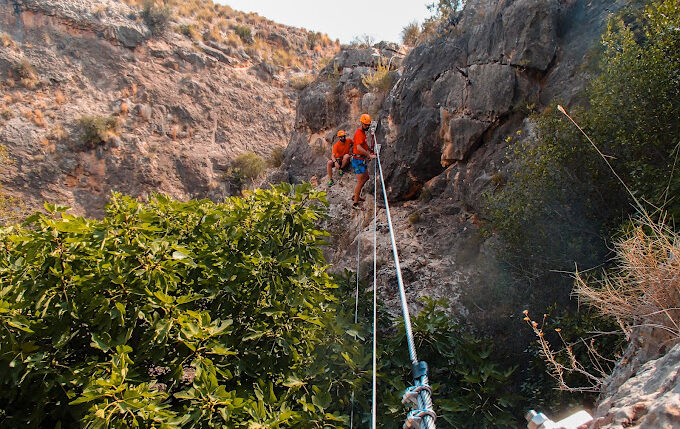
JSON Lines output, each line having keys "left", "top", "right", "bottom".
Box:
{"left": 351, "top": 158, "right": 367, "bottom": 175}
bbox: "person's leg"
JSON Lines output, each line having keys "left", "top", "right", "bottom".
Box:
{"left": 327, "top": 159, "right": 334, "bottom": 180}
{"left": 340, "top": 154, "right": 351, "bottom": 169}
{"left": 353, "top": 172, "right": 368, "bottom": 203}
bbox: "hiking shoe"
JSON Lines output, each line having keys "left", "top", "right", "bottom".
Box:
{"left": 352, "top": 202, "right": 365, "bottom": 211}
{"left": 338, "top": 170, "right": 344, "bottom": 176}
{"left": 328, "top": 180, "right": 334, "bottom": 187}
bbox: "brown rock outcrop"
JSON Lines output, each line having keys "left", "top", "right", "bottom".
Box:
{"left": 0, "top": 0, "right": 338, "bottom": 216}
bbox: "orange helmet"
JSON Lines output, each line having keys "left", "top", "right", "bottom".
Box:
{"left": 337, "top": 130, "right": 346, "bottom": 137}
{"left": 360, "top": 114, "right": 372, "bottom": 125}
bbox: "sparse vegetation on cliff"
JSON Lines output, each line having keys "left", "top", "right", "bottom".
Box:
{"left": 483, "top": 0, "right": 680, "bottom": 409}
{"left": 361, "top": 57, "right": 396, "bottom": 93}
{"left": 78, "top": 115, "right": 119, "bottom": 147}
{"left": 141, "top": 0, "right": 171, "bottom": 36}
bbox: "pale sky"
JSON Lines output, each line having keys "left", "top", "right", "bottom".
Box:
{"left": 217, "top": 1, "right": 432, "bottom": 44}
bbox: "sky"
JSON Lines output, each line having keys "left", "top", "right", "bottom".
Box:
{"left": 217, "top": 1, "right": 432, "bottom": 44}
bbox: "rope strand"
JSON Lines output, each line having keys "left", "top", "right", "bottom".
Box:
{"left": 372, "top": 141, "right": 378, "bottom": 429}
{"left": 375, "top": 132, "right": 436, "bottom": 429}
{"left": 350, "top": 235, "right": 360, "bottom": 429}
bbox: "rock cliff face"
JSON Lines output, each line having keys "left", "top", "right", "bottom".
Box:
{"left": 0, "top": 0, "right": 337, "bottom": 217}
{"left": 279, "top": 0, "right": 626, "bottom": 324}
{"left": 589, "top": 328, "right": 680, "bottom": 428}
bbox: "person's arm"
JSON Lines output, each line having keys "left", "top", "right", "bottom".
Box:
{"left": 355, "top": 144, "right": 375, "bottom": 158}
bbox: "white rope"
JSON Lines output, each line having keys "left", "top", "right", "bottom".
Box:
{"left": 371, "top": 139, "right": 378, "bottom": 429}
{"left": 350, "top": 235, "right": 360, "bottom": 429}
{"left": 374, "top": 132, "right": 436, "bottom": 429}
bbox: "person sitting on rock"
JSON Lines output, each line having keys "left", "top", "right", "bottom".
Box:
{"left": 327, "top": 130, "right": 353, "bottom": 186}
{"left": 351, "top": 114, "right": 376, "bottom": 209}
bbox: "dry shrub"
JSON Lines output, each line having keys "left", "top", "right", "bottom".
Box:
{"left": 14, "top": 59, "right": 39, "bottom": 89}
{"left": 401, "top": 21, "right": 421, "bottom": 46}
{"left": 524, "top": 311, "right": 615, "bottom": 393}
{"left": 177, "top": 24, "right": 201, "bottom": 41}
{"left": 120, "top": 102, "right": 129, "bottom": 115}
{"left": 361, "top": 57, "right": 395, "bottom": 93}
{"left": 271, "top": 48, "right": 294, "bottom": 67}
{"left": 195, "top": 6, "right": 215, "bottom": 22}
{"left": 289, "top": 74, "right": 315, "bottom": 90}
{"left": 225, "top": 32, "right": 241, "bottom": 48}
{"left": 266, "top": 147, "right": 285, "bottom": 168}
{"left": 205, "top": 25, "right": 223, "bottom": 43}
{"left": 1, "top": 32, "right": 15, "bottom": 49}
{"left": 32, "top": 109, "right": 46, "bottom": 127}
{"left": 54, "top": 90, "right": 65, "bottom": 105}
{"left": 141, "top": 1, "right": 171, "bottom": 37}
{"left": 0, "top": 106, "right": 13, "bottom": 120}
{"left": 48, "top": 124, "right": 67, "bottom": 141}
{"left": 217, "top": 4, "right": 233, "bottom": 18}
{"left": 576, "top": 215, "right": 680, "bottom": 338}
{"left": 522, "top": 213, "right": 679, "bottom": 394}
{"left": 233, "top": 25, "right": 253, "bottom": 44}
{"left": 78, "top": 115, "right": 119, "bottom": 146}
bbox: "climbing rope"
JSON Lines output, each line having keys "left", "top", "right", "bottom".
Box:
{"left": 373, "top": 125, "right": 437, "bottom": 429}
{"left": 350, "top": 120, "right": 436, "bottom": 428}
{"left": 350, "top": 236, "right": 360, "bottom": 429}
{"left": 371, "top": 135, "right": 378, "bottom": 429}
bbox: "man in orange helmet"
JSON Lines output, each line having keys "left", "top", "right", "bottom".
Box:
{"left": 327, "top": 129, "right": 353, "bottom": 186}
{"left": 351, "top": 113, "right": 376, "bottom": 209}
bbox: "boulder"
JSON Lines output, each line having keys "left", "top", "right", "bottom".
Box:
{"left": 443, "top": 117, "right": 489, "bottom": 162}
{"left": 591, "top": 342, "right": 680, "bottom": 428}
{"left": 467, "top": 63, "right": 516, "bottom": 115}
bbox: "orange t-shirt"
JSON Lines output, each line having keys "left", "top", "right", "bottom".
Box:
{"left": 352, "top": 128, "right": 369, "bottom": 159}
{"left": 332, "top": 138, "right": 353, "bottom": 159}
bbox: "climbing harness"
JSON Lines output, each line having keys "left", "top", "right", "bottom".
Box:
{"left": 370, "top": 119, "right": 437, "bottom": 429}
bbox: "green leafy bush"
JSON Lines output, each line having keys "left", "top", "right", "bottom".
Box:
{"left": 344, "top": 292, "right": 518, "bottom": 428}
{"left": 0, "top": 188, "right": 518, "bottom": 428}
{"left": 0, "top": 184, "right": 348, "bottom": 427}
{"left": 141, "top": 1, "right": 172, "bottom": 37}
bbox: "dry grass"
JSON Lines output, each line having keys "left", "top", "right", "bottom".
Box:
{"left": 54, "top": 90, "right": 65, "bottom": 105}
{"left": 225, "top": 32, "right": 241, "bottom": 48}
{"left": 289, "top": 74, "right": 315, "bottom": 90}
{"left": 1, "top": 32, "right": 15, "bottom": 49}
{"left": 48, "top": 124, "right": 67, "bottom": 141}
{"left": 32, "top": 109, "right": 46, "bottom": 127}
{"left": 177, "top": 24, "right": 201, "bottom": 41}
{"left": 576, "top": 216, "right": 680, "bottom": 338}
{"left": 361, "top": 57, "right": 395, "bottom": 93}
